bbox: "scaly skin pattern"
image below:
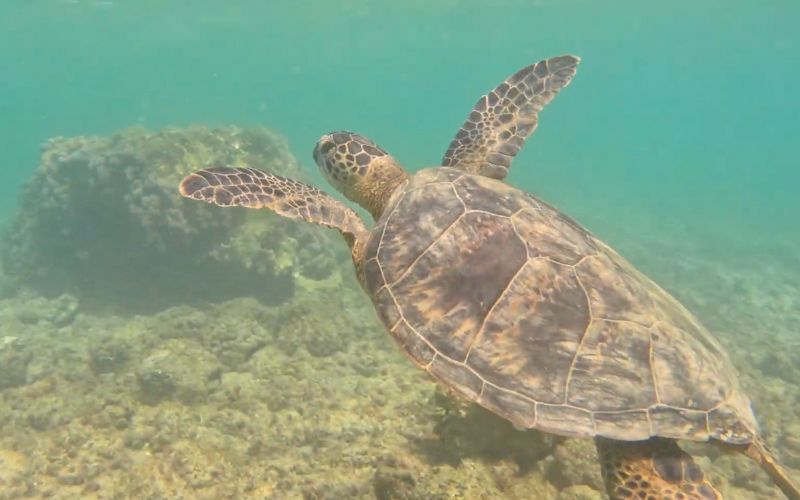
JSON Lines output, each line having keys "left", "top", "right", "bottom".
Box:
{"left": 596, "top": 437, "right": 722, "bottom": 500}
{"left": 442, "top": 54, "right": 579, "bottom": 180}
{"left": 178, "top": 166, "right": 368, "bottom": 247}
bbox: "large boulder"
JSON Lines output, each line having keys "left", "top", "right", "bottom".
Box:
{"left": 2, "top": 125, "right": 343, "bottom": 312}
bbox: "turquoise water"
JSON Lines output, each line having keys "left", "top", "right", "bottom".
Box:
{"left": 1, "top": 1, "right": 799, "bottom": 498}
{"left": 2, "top": 1, "right": 798, "bottom": 238}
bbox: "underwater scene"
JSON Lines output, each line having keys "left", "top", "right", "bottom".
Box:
{"left": 0, "top": 1, "right": 798, "bottom": 499}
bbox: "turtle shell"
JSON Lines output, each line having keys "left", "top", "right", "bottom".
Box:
{"left": 362, "top": 167, "right": 757, "bottom": 444}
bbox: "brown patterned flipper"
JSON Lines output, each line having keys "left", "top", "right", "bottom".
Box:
{"left": 596, "top": 437, "right": 723, "bottom": 500}
{"left": 736, "top": 438, "right": 800, "bottom": 500}
{"left": 179, "top": 166, "right": 367, "bottom": 242}
{"left": 442, "top": 54, "right": 580, "bottom": 180}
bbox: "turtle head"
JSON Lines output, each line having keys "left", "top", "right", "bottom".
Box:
{"left": 313, "top": 131, "right": 408, "bottom": 220}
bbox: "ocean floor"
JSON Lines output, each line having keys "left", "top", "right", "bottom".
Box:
{"left": 0, "top": 127, "right": 798, "bottom": 499}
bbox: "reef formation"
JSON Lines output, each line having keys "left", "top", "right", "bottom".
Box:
{"left": 1, "top": 126, "right": 342, "bottom": 312}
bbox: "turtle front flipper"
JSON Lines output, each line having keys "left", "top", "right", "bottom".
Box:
{"left": 596, "top": 437, "right": 722, "bottom": 500}
{"left": 179, "top": 166, "right": 367, "bottom": 245}
{"left": 442, "top": 54, "right": 580, "bottom": 180}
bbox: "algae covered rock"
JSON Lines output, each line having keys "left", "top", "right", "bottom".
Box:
{"left": 136, "top": 339, "right": 222, "bottom": 404}
{"left": 545, "top": 438, "right": 604, "bottom": 491}
{"left": 88, "top": 335, "right": 131, "bottom": 375}
{"left": 0, "top": 337, "right": 31, "bottom": 390}
{"left": 757, "top": 350, "right": 800, "bottom": 383}
{"left": 183, "top": 298, "right": 270, "bottom": 370}
{"left": 13, "top": 293, "right": 79, "bottom": 328}
{"left": 264, "top": 272, "right": 373, "bottom": 359}
{"left": 557, "top": 484, "right": 604, "bottom": 500}
{"left": 429, "top": 387, "right": 556, "bottom": 470}
{"left": 780, "top": 423, "right": 800, "bottom": 468}
{"left": 373, "top": 456, "right": 417, "bottom": 499}
{"left": 2, "top": 125, "right": 342, "bottom": 312}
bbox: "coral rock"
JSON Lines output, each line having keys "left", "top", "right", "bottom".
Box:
{"left": 2, "top": 125, "right": 341, "bottom": 312}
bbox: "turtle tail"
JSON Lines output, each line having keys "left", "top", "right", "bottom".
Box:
{"left": 741, "top": 438, "right": 800, "bottom": 500}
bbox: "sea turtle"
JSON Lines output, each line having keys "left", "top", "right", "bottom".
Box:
{"left": 178, "top": 55, "right": 800, "bottom": 499}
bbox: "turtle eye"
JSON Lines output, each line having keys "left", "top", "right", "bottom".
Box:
{"left": 313, "top": 140, "right": 336, "bottom": 166}
{"left": 319, "top": 141, "right": 335, "bottom": 155}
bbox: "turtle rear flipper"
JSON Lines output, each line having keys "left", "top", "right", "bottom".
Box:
{"left": 179, "top": 166, "right": 367, "bottom": 245}
{"left": 732, "top": 439, "right": 800, "bottom": 500}
{"left": 442, "top": 54, "right": 580, "bottom": 180}
{"left": 596, "top": 437, "right": 722, "bottom": 499}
